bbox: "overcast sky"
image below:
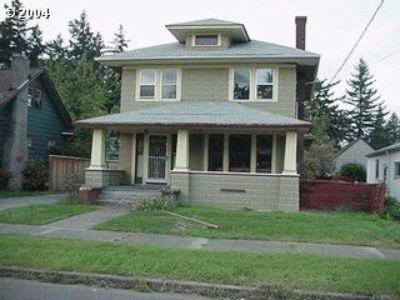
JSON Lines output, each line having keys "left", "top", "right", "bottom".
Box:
{"left": 2, "top": 0, "right": 399, "bottom": 114}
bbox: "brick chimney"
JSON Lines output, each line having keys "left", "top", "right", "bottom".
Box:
{"left": 3, "top": 54, "right": 30, "bottom": 190}
{"left": 295, "top": 16, "right": 306, "bottom": 50}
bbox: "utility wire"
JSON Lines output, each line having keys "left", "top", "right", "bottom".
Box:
{"left": 329, "top": 0, "right": 384, "bottom": 83}
{"left": 372, "top": 49, "right": 400, "bottom": 64}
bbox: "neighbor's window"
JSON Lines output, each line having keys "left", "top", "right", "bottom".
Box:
{"left": 395, "top": 162, "right": 400, "bottom": 178}
{"left": 28, "top": 86, "right": 42, "bottom": 108}
{"left": 139, "top": 69, "right": 156, "bottom": 99}
{"left": 208, "top": 134, "right": 224, "bottom": 171}
{"left": 229, "top": 134, "right": 251, "bottom": 172}
{"left": 375, "top": 159, "right": 380, "bottom": 179}
{"left": 256, "top": 69, "right": 274, "bottom": 99}
{"left": 233, "top": 69, "right": 250, "bottom": 100}
{"left": 256, "top": 135, "right": 273, "bottom": 173}
{"left": 195, "top": 35, "right": 218, "bottom": 46}
{"left": 161, "top": 70, "right": 177, "bottom": 99}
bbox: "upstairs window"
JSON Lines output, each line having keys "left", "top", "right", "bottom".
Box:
{"left": 194, "top": 35, "right": 218, "bottom": 46}
{"left": 256, "top": 69, "right": 274, "bottom": 100}
{"left": 161, "top": 70, "right": 177, "bottom": 99}
{"left": 139, "top": 69, "right": 156, "bottom": 99}
{"left": 233, "top": 69, "right": 250, "bottom": 100}
{"left": 28, "top": 86, "right": 42, "bottom": 109}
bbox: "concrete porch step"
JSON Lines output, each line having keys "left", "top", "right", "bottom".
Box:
{"left": 96, "top": 185, "right": 164, "bottom": 208}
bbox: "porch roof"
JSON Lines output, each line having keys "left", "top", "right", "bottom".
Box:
{"left": 77, "top": 101, "right": 311, "bottom": 131}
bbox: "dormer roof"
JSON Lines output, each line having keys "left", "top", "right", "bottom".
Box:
{"left": 166, "top": 18, "right": 250, "bottom": 44}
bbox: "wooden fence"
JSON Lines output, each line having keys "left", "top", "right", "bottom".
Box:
{"left": 49, "top": 155, "right": 90, "bottom": 191}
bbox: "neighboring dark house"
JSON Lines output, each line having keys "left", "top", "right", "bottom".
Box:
{"left": 0, "top": 54, "right": 73, "bottom": 189}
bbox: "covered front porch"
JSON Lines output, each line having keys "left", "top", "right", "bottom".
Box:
{"left": 78, "top": 101, "right": 310, "bottom": 211}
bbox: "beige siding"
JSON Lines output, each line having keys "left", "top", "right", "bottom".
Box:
{"left": 182, "top": 68, "right": 229, "bottom": 101}
{"left": 120, "top": 65, "right": 296, "bottom": 117}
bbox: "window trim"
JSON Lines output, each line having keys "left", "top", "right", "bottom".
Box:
{"left": 136, "top": 68, "right": 181, "bottom": 102}
{"left": 138, "top": 69, "right": 156, "bottom": 100}
{"left": 160, "top": 69, "right": 178, "bottom": 100}
{"left": 375, "top": 159, "right": 380, "bottom": 179}
{"left": 229, "top": 67, "right": 279, "bottom": 102}
{"left": 395, "top": 161, "right": 400, "bottom": 179}
{"left": 192, "top": 34, "right": 222, "bottom": 47}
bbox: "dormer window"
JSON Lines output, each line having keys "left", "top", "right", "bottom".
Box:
{"left": 193, "top": 34, "right": 220, "bottom": 46}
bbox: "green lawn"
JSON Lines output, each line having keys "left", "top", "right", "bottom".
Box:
{"left": 95, "top": 205, "right": 400, "bottom": 249}
{"left": 0, "top": 235, "right": 399, "bottom": 295}
{"left": 0, "top": 190, "right": 56, "bottom": 199}
{"left": 0, "top": 204, "right": 96, "bottom": 225}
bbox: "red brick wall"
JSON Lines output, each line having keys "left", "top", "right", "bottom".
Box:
{"left": 300, "top": 180, "right": 385, "bottom": 213}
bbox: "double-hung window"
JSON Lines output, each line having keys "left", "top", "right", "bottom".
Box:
{"left": 233, "top": 69, "right": 250, "bottom": 100}
{"left": 161, "top": 70, "right": 177, "bottom": 99}
{"left": 256, "top": 69, "right": 274, "bottom": 100}
{"left": 139, "top": 70, "right": 156, "bottom": 99}
{"left": 395, "top": 162, "right": 400, "bottom": 179}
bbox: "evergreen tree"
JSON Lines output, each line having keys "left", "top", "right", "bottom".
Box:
{"left": 111, "top": 25, "right": 129, "bottom": 53}
{"left": 369, "top": 104, "right": 389, "bottom": 149}
{"left": 344, "top": 58, "right": 382, "bottom": 140}
{"left": 26, "top": 25, "right": 45, "bottom": 66}
{"left": 68, "top": 11, "right": 104, "bottom": 60}
{"left": 386, "top": 113, "right": 400, "bottom": 145}
{"left": 306, "top": 78, "right": 348, "bottom": 147}
{"left": 0, "top": 0, "right": 29, "bottom": 65}
{"left": 46, "top": 34, "right": 67, "bottom": 60}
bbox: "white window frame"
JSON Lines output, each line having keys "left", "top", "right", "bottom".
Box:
{"left": 229, "top": 67, "right": 279, "bottom": 102}
{"left": 256, "top": 68, "right": 275, "bottom": 100}
{"left": 136, "top": 68, "right": 181, "bottom": 102}
{"left": 139, "top": 69, "right": 156, "bottom": 100}
{"left": 192, "top": 34, "right": 222, "bottom": 47}
{"left": 161, "top": 69, "right": 178, "bottom": 100}
{"left": 394, "top": 161, "right": 400, "bottom": 179}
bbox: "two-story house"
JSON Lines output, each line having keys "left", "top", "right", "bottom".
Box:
{"left": 78, "top": 18, "right": 319, "bottom": 211}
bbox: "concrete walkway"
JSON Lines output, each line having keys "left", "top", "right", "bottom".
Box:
{"left": 0, "top": 194, "right": 67, "bottom": 211}
{"left": 1, "top": 220, "right": 399, "bottom": 260}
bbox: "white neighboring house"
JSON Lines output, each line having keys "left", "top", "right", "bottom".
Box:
{"left": 334, "top": 139, "right": 374, "bottom": 171}
{"left": 366, "top": 142, "right": 400, "bottom": 200}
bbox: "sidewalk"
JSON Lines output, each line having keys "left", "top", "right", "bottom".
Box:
{"left": 0, "top": 194, "right": 67, "bottom": 211}
{"left": 1, "top": 219, "right": 399, "bottom": 260}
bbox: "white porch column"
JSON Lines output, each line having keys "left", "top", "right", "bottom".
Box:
{"left": 283, "top": 131, "right": 298, "bottom": 175}
{"left": 174, "top": 129, "right": 189, "bottom": 171}
{"left": 89, "top": 129, "right": 106, "bottom": 169}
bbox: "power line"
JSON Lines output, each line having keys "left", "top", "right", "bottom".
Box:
{"left": 329, "top": 0, "right": 384, "bottom": 83}
{"left": 372, "top": 49, "right": 400, "bottom": 64}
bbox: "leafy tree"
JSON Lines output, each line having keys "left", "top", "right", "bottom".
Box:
{"left": 368, "top": 104, "right": 389, "bottom": 149}
{"left": 306, "top": 78, "right": 348, "bottom": 147}
{"left": 344, "top": 58, "right": 382, "bottom": 140}
{"left": 303, "top": 117, "right": 337, "bottom": 179}
{"left": 68, "top": 11, "right": 104, "bottom": 60}
{"left": 339, "top": 163, "right": 366, "bottom": 182}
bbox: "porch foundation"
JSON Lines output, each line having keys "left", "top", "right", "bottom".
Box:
{"left": 170, "top": 171, "right": 299, "bottom": 211}
{"left": 85, "top": 169, "right": 125, "bottom": 188}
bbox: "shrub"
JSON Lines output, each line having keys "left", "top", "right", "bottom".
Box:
{"left": 384, "top": 197, "right": 400, "bottom": 220}
{"left": 22, "top": 160, "right": 48, "bottom": 191}
{"left": 136, "top": 196, "right": 177, "bottom": 212}
{"left": 0, "top": 169, "right": 10, "bottom": 189}
{"left": 339, "top": 163, "right": 366, "bottom": 182}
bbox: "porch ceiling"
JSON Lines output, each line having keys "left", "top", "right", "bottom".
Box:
{"left": 77, "top": 101, "right": 311, "bottom": 132}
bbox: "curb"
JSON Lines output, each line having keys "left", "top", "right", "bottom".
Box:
{"left": 0, "top": 266, "right": 391, "bottom": 299}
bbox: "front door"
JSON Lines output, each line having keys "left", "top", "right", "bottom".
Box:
{"left": 147, "top": 135, "right": 168, "bottom": 182}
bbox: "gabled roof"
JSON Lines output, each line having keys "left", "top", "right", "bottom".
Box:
{"left": 334, "top": 139, "right": 374, "bottom": 159}
{"left": 366, "top": 142, "right": 400, "bottom": 158}
{"left": 77, "top": 101, "right": 311, "bottom": 131}
{"left": 0, "top": 67, "right": 73, "bottom": 128}
{"left": 97, "top": 40, "right": 319, "bottom": 66}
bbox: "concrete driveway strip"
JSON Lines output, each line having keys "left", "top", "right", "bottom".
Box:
{"left": 0, "top": 194, "right": 67, "bottom": 211}
{"left": 0, "top": 277, "right": 211, "bottom": 300}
